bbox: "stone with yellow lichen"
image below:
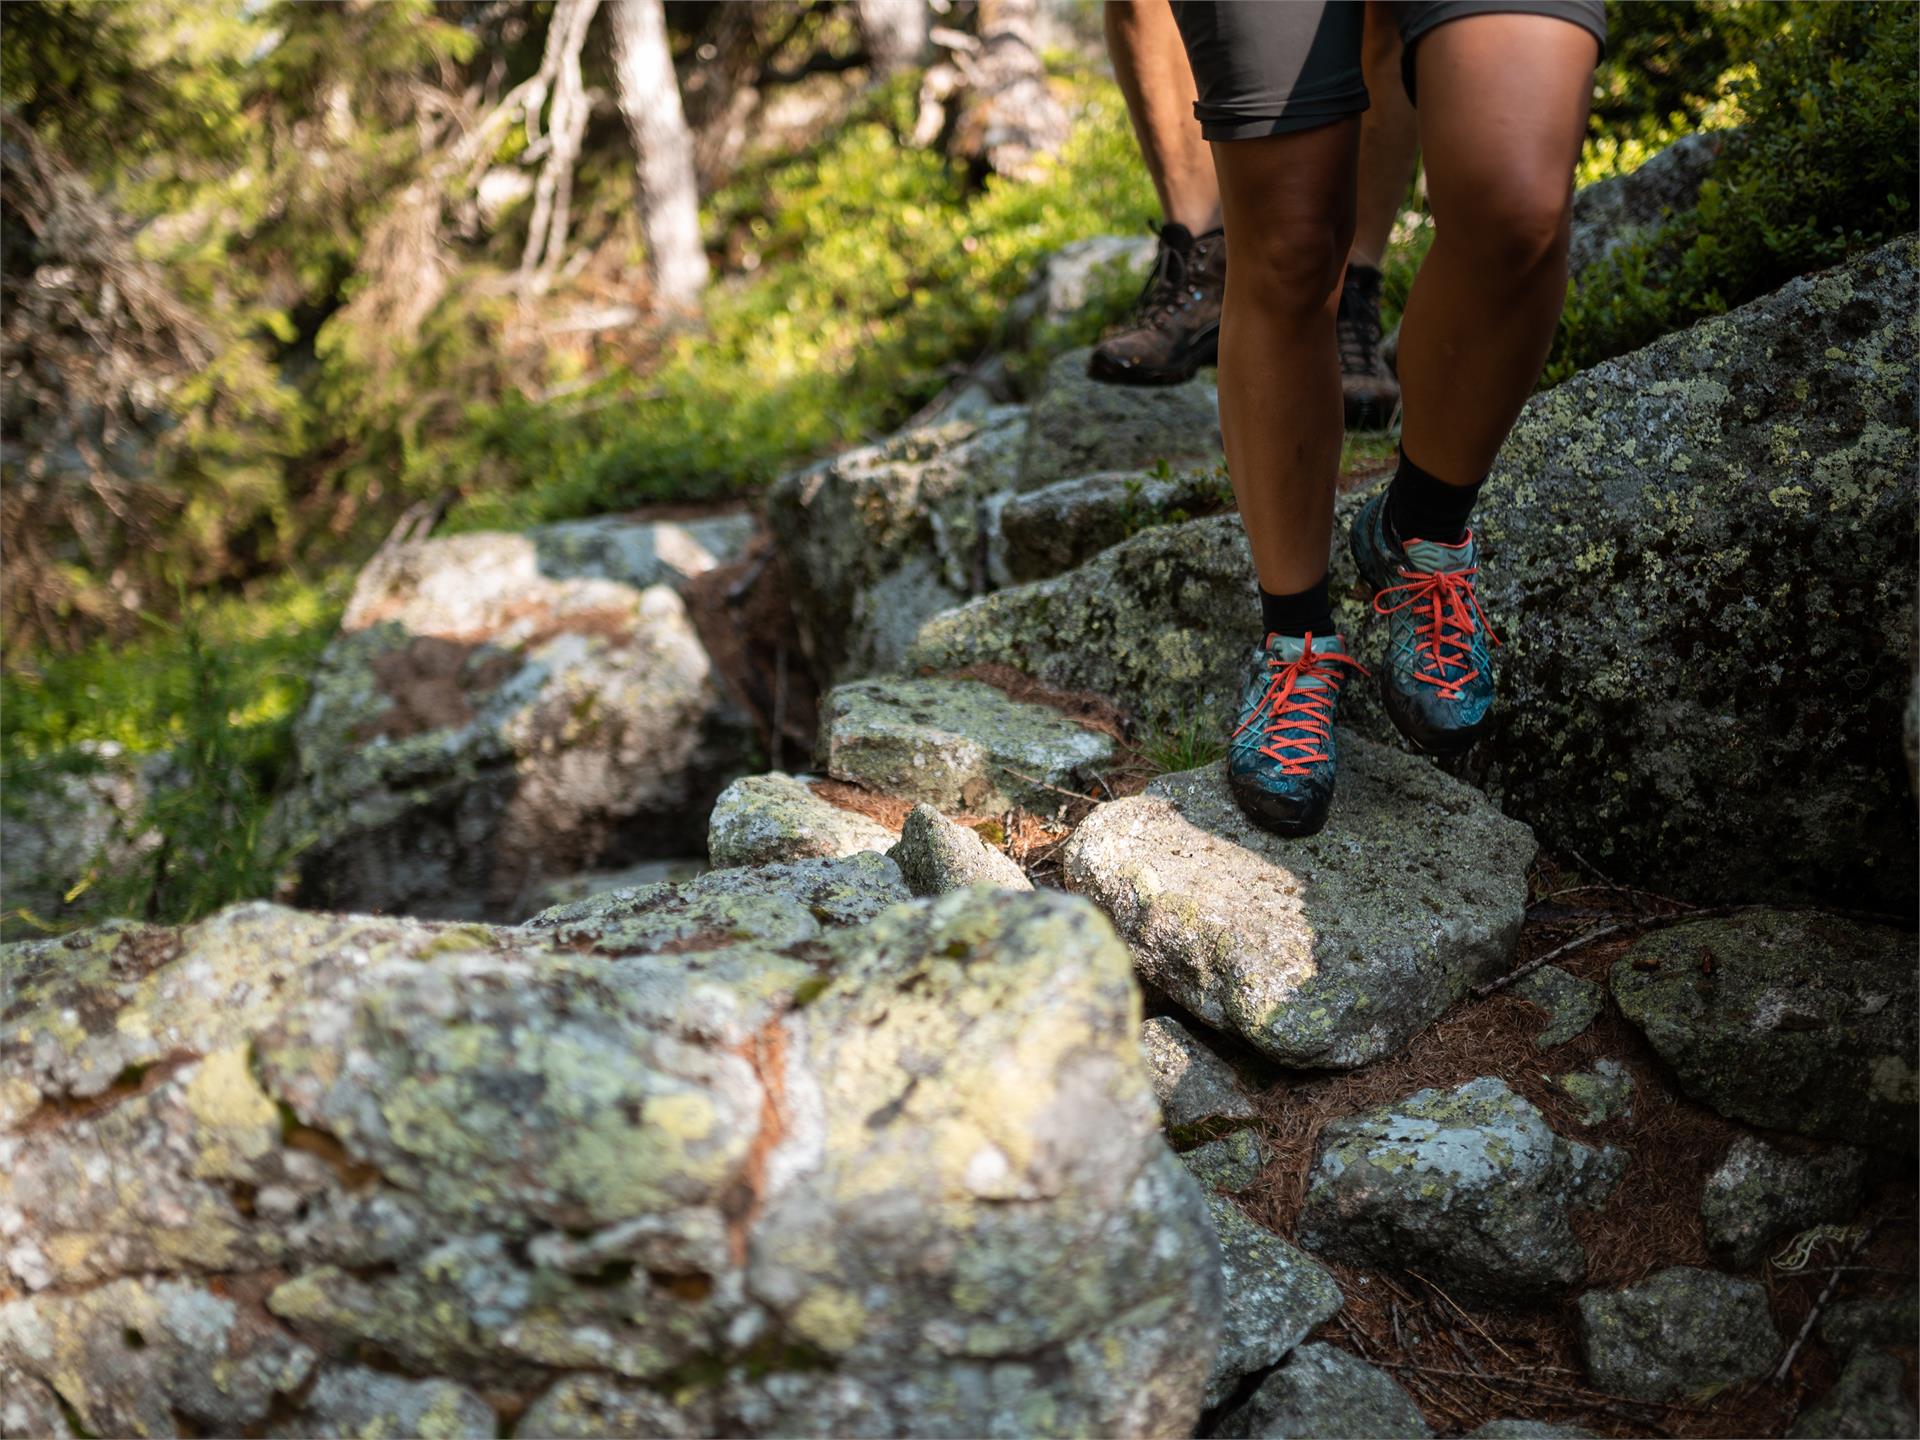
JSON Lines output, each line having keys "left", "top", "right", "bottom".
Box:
{"left": 0, "top": 872, "right": 1220, "bottom": 1437}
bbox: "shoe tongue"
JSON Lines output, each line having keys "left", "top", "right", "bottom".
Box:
{"left": 1401, "top": 534, "right": 1476, "bottom": 573}
{"left": 1160, "top": 222, "right": 1195, "bottom": 251}
{"left": 1266, "top": 632, "right": 1349, "bottom": 689}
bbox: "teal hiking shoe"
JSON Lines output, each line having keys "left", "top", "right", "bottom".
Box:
{"left": 1227, "top": 631, "right": 1368, "bottom": 837}
{"left": 1349, "top": 491, "right": 1500, "bottom": 755}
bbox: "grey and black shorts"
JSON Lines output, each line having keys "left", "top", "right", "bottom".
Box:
{"left": 1169, "top": 1, "right": 1607, "bottom": 140}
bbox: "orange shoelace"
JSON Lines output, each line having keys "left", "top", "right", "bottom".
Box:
{"left": 1372, "top": 562, "right": 1501, "bottom": 701}
{"left": 1231, "top": 633, "right": 1370, "bottom": 774}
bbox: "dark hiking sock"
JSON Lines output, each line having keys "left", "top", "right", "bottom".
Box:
{"left": 1260, "top": 573, "right": 1335, "bottom": 640}
{"left": 1384, "top": 449, "right": 1483, "bottom": 546}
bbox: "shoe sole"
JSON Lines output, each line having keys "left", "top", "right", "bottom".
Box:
{"left": 1086, "top": 326, "right": 1219, "bottom": 387}
{"left": 1349, "top": 500, "right": 1492, "bottom": 758}
{"left": 1227, "top": 772, "right": 1333, "bottom": 838}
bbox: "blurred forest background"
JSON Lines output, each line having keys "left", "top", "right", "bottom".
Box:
{"left": 2, "top": 0, "right": 1914, "bottom": 931}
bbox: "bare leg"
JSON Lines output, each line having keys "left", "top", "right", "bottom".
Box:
{"left": 1350, "top": 1, "right": 1420, "bottom": 270}
{"left": 1212, "top": 120, "right": 1360, "bottom": 594}
{"left": 1395, "top": 15, "right": 1597, "bottom": 482}
{"left": 1106, "top": 0, "right": 1220, "bottom": 234}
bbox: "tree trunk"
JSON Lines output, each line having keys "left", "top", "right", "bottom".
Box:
{"left": 519, "top": 0, "right": 602, "bottom": 287}
{"left": 857, "top": 0, "right": 929, "bottom": 77}
{"left": 610, "top": 0, "right": 710, "bottom": 310}
{"left": 951, "top": 0, "right": 1069, "bottom": 181}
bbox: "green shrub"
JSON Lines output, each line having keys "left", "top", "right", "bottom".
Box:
{"left": 1550, "top": 1, "right": 1917, "bottom": 381}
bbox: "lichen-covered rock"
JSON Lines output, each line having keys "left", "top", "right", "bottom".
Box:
{"left": 1021, "top": 348, "right": 1220, "bottom": 488}
{"left": 1179, "top": 1130, "right": 1271, "bottom": 1194}
{"left": 264, "top": 1366, "right": 496, "bottom": 1438}
{"left": 907, "top": 513, "right": 1256, "bottom": 733}
{"left": 269, "top": 517, "right": 756, "bottom": 920}
{"left": 1566, "top": 130, "right": 1727, "bottom": 277}
{"left": 1552, "top": 1059, "right": 1636, "bottom": 1127}
{"left": 527, "top": 857, "right": 708, "bottom": 916}
{"left": 0, "top": 742, "right": 165, "bottom": 941}
{"left": 1787, "top": 1347, "right": 1919, "bottom": 1440}
{"left": 1061, "top": 757, "right": 1534, "bottom": 1068}
{"left": 0, "top": 879, "right": 1222, "bottom": 1437}
{"left": 1334, "top": 238, "right": 1920, "bottom": 909}
{"left": 1576, "top": 1267, "right": 1779, "bottom": 1401}
{"left": 1004, "top": 235, "right": 1155, "bottom": 354}
{"left": 820, "top": 676, "right": 1116, "bottom": 814}
{"left": 1, "top": 1358, "right": 73, "bottom": 1438}
{"left": 1822, "top": 1289, "right": 1918, "bottom": 1354}
{"left": 1700, "top": 1136, "right": 1867, "bottom": 1270}
{"left": 1512, "top": 965, "right": 1603, "bottom": 1049}
{"left": 1467, "top": 1423, "right": 1597, "bottom": 1438}
{"left": 1141, "top": 1016, "right": 1258, "bottom": 1138}
{"left": 1612, "top": 910, "right": 1917, "bottom": 1151}
{"left": 1297, "top": 1077, "right": 1624, "bottom": 1304}
{"left": 765, "top": 407, "right": 1027, "bottom": 683}
{"left": 1216, "top": 1343, "right": 1430, "bottom": 1439}
{"left": 887, "top": 803, "right": 1031, "bottom": 896}
{"left": 990, "top": 468, "right": 1228, "bottom": 585}
{"left": 707, "top": 773, "right": 896, "bottom": 869}
{"left": 1204, "top": 1196, "right": 1345, "bottom": 1408}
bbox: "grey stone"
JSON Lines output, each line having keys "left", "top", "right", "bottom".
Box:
{"left": 907, "top": 512, "right": 1256, "bottom": 735}
{"left": 707, "top": 772, "right": 896, "bottom": 869}
{"left": 1061, "top": 756, "right": 1535, "bottom": 1069}
{"left": 1021, "top": 348, "right": 1220, "bottom": 488}
{"left": 1822, "top": 1289, "right": 1918, "bottom": 1354}
{"left": 1612, "top": 910, "right": 1917, "bottom": 1151}
{"left": 1, "top": 1358, "right": 75, "bottom": 1438}
{"left": 1467, "top": 1423, "right": 1596, "bottom": 1439}
{"left": 1331, "top": 238, "right": 1920, "bottom": 910}
{"left": 888, "top": 803, "right": 1031, "bottom": 896}
{"left": 1700, "top": 1136, "right": 1867, "bottom": 1270}
{"left": 268, "top": 517, "right": 757, "bottom": 920}
{"left": 820, "top": 676, "right": 1116, "bottom": 815}
{"left": 0, "top": 883, "right": 1224, "bottom": 1438}
{"left": 265, "top": 1365, "right": 495, "bottom": 1438}
{"left": 1004, "top": 234, "right": 1156, "bottom": 353}
{"left": 1297, "top": 1077, "right": 1624, "bottom": 1304}
{"left": 766, "top": 407, "right": 1027, "bottom": 684}
{"left": 1787, "top": 1346, "right": 1918, "bottom": 1439}
{"left": 990, "top": 468, "right": 1229, "bottom": 585}
{"left": 1204, "top": 1195, "right": 1345, "bottom": 1408}
{"left": 1216, "top": 1343, "right": 1430, "bottom": 1439}
{"left": 1576, "top": 1267, "right": 1779, "bottom": 1401}
{"left": 1553, "top": 1059, "right": 1636, "bottom": 1127}
{"left": 1179, "top": 1131, "right": 1271, "bottom": 1194}
{"left": 0, "top": 742, "right": 163, "bottom": 941}
{"left": 519, "top": 1374, "right": 715, "bottom": 1437}
{"left": 1567, "top": 130, "right": 1728, "bottom": 278}
{"left": 1141, "top": 1016, "right": 1258, "bottom": 1136}
{"left": 525, "top": 857, "right": 709, "bottom": 916}
{"left": 1513, "top": 965, "right": 1603, "bottom": 1049}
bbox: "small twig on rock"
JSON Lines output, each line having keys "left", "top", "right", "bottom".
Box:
{"left": 1473, "top": 904, "right": 1746, "bottom": 998}
{"left": 1773, "top": 1218, "right": 1880, "bottom": 1383}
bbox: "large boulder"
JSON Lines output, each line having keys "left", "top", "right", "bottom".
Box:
{"left": 989, "top": 467, "right": 1231, "bottom": 586}
{"left": 1338, "top": 237, "right": 1919, "bottom": 909}
{"left": 765, "top": 407, "right": 1028, "bottom": 684}
{"left": 269, "top": 515, "right": 756, "bottom": 920}
{"left": 1566, "top": 130, "right": 1728, "bottom": 278}
{"left": 1296, "top": 1077, "right": 1625, "bottom": 1304}
{"left": 1699, "top": 1135, "right": 1867, "bottom": 1270}
{"left": 1576, "top": 1268, "right": 1779, "bottom": 1402}
{"left": 1020, "top": 348, "right": 1220, "bottom": 489}
{"left": 0, "top": 876, "right": 1224, "bottom": 1437}
{"left": 1060, "top": 755, "right": 1534, "bottom": 1069}
{"left": 1611, "top": 910, "right": 1917, "bottom": 1151}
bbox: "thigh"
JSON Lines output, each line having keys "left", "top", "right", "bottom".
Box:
{"left": 1408, "top": 12, "right": 1595, "bottom": 221}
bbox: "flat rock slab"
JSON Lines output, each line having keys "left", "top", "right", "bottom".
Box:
{"left": 1513, "top": 964, "right": 1603, "bottom": 1049}
{"left": 706, "top": 772, "right": 896, "bottom": 868}
{"left": 1204, "top": 1196, "right": 1345, "bottom": 1408}
{"left": 1553, "top": 1059, "right": 1636, "bottom": 1127}
{"left": 1297, "top": 1077, "right": 1624, "bottom": 1304}
{"left": 1700, "top": 1135, "right": 1866, "bottom": 1270}
{"left": 1217, "top": 1342, "right": 1430, "bottom": 1439}
{"left": 1577, "top": 1267, "right": 1779, "bottom": 1402}
{"left": 1612, "top": 910, "right": 1917, "bottom": 1151}
{"left": 1142, "top": 1015, "right": 1258, "bottom": 1138}
{"left": 821, "top": 676, "right": 1116, "bottom": 815}
{"left": 1061, "top": 751, "right": 1535, "bottom": 1068}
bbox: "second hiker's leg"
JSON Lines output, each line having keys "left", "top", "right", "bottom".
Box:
{"left": 1106, "top": 0, "right": 1219, "bottom": 235}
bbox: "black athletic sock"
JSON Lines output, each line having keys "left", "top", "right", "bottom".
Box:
{"left": 1384, "top": 450, "right": 1483, "bottom": 546}
{"left": 1260, "top": 574, "right": 1334, "bottom": 641}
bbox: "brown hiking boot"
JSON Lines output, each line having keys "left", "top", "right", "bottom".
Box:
{"left": 1339, "top": 263, "right": 1400, "bottom": 429}
{"left": 1088, "top": 224, "right": 1224, "bottom": 385}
